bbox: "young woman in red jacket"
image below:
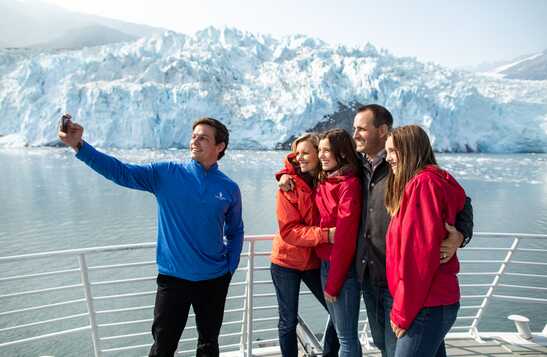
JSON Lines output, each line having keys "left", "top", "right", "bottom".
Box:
{"left": 385, "top": 125, "right": 466, "bottom": 357}
{"left": 271, "top": 133, "right": 339, "bottom": 357}
{"left": 315, "top": 129, "right": 363, "bottom": 357}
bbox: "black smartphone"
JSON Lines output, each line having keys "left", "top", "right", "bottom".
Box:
{"left": 60, "top": 113, "right": 71, "bottom": 133}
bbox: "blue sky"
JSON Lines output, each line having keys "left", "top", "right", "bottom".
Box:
{"left": 43, "top": 0, "right": 547, "bottom": 68}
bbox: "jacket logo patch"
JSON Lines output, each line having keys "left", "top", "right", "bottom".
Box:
{"left": 215, "top": 192, "right": 227, "bottom": 200}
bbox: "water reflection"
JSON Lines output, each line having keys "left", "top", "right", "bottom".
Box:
{"left": 1, "top": 149, "right": 547, "bottom": 255}
{"left": 0, "top": 148, "right": 546, "bottom": 353}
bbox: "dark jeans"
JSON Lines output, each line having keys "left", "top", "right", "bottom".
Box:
{"left": 148, "top": 272, "right": 232, "bottom": 357}
{"left": 320, "top": 261, "right": 362, "bottom": 357}
{"left": 361, "top": 277, "right": 397, "bottom": 357}
{"left": 270, "top": 263, "right": 339, "bottom": 357}
{"left": 393, "top": 303, "right": 460, "bottom": 357}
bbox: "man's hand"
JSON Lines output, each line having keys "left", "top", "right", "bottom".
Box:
{"left": 390, "top": 319, "right": 406, "bottom": 338}
{"left": 278, "top": 174, "right": 295, "bottom": 192}
{"left": 324, "top": 291, "right": 337, "bottom": 303}
{"left": 58, "top": 115, "right": 84, "bottom": 151}
{"left": 440, "top": 222, "right": 464, "bottom": 263}
{"left": 328, "top": 227, "right": 336, "bottom": 243}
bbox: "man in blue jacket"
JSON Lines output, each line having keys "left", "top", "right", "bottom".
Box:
{"left": 59, "top": 117, "right": 244, "bottom": 357}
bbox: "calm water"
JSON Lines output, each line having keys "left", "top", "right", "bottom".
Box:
{"left": 1, "top": 148, "right": 546, "bottom": 356}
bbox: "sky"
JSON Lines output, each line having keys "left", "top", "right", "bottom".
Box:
{"left": 40, "top": 0, "right": 547, "bottom": 68}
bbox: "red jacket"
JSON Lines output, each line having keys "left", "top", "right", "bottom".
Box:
{"left": 387, "top": 165, "right": 466, "bottom": 329}
{"left": 271, "top": 154, "right": 329, "bottom": 271}
{"left": 315, "top": 169, "right": 362, "bottom": 296}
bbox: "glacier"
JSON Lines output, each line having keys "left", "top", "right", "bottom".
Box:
{"left": 0, "top": 27, "right": 546, "bottom": 152}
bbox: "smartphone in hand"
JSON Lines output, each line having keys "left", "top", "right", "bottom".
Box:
{"left": 60, "top": 113, "right": 71, "bottom": 133}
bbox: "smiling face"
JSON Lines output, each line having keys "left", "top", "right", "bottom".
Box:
{"left": 295, "top": 140, "right": 320, "bottom": 174}
{"left": 190, "top": 124, "right": 225, "bottom": 168}
{"left": 353, "top": 109, "right": 388, "bottom": 156}
{"left": 385, "top": 136, "right": 399, "bottom": 174}
{"left": 318, "top": 138, "right": 339, "bottom": 172}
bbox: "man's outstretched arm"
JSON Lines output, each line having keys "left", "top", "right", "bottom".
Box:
{"left": 58, "top": 117, "right": 158, "bottom": 193}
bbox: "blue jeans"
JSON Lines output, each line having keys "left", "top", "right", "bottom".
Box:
{"left": 270, "top": 263, "right": 339, "bottom": 357}
{"left": 393, "top": 303, "right": 459, "bottom": 357}
{"left": 361, "top": 277, "right": 397, "bottom": 357}
{"left": 320, "top": 261, "right": 362, "bottom": 357}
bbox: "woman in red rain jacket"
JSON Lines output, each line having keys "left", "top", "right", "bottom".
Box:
{"left": 385, "top": 125, "right": 466, "bottom": 357}
{"left": 315, "top": 128, "right": 363, "bottom": 357}
{"left": 271, "top": 133, "right": 339, "bottom": 357}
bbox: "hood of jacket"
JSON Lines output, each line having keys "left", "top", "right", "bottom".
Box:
{"left": 417, "top": 165, "right": 463, "bottom": 194}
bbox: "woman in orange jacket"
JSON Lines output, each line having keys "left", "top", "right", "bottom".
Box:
{"left": 271, "top": 133, "right": 339, "bottom": 357}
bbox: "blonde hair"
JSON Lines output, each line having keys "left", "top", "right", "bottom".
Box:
{"left": 385, "top": 125, "right": 437, "bottom": 216}
{"left": 291, "top": 133, "right": 320, "bottom": 153}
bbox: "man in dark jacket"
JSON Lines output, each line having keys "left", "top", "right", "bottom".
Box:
{"left": 353, "top": 104, "right": 474, "bottom": 357}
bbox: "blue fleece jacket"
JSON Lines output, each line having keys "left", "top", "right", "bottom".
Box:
{"left": 76, "top": 141, "right": 244, "bottom": 281}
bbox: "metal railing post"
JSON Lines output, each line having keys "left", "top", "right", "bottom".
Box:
{"left": 239, "top": 293, "right": 247, "bottom": 356}
{"left": 78, "top": 254, "right": 101, "bottom": 357}
{"left": 360, "top": 320, "right": 371, "bottom": 351}
{"left": 246, "top": 240, "right": 255, "bottom": 357}
{"left": 470, "top": 237, "right": 520, "bottom": 341}
{"left": 239, "top": 253, "right": 248, "bottom": 355}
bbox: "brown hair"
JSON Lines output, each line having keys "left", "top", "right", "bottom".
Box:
{"left": 385, "top": 125, "right": 437, "bottom": 216}
{"left": 192, "top": 117, "right": 229, "bottom": 160}
{"left": 318, "top": 128, "right": 361, "bottom": 181}
{"left": 356, "top": 104, "right": 394, "bottom": 129}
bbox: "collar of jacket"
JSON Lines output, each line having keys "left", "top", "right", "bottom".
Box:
{"left": 361, "top": 153, "right": 387, "bottom": 173}
{"left": 190, "top": 159, "right": 219, "bottom": 174}
{"left": 367, "top": 149, "right": 386, "bottom": 169}
{"left": 323, "top": 165, "right": 358, "bottom": 182}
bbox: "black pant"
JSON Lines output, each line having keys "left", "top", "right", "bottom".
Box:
{"left": 148, "top": 272, "right": 232, "bottom": 357}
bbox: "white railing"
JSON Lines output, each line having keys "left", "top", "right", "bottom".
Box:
{"left": 0, "top": 233, "right": 545, "bottom": 356}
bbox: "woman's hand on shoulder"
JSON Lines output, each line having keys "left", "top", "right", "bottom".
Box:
{"left": 278, "top": 174, "right": 295, "bottom": 192}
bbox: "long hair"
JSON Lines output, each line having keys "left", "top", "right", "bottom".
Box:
{"left": 317, "top": 128, "right": 361, "bottom": 181}
{"left": 385, "top": 125, "right": 437, "bottom": 216}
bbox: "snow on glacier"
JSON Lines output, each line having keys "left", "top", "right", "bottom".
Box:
{"left": 0, "top": 27, "right": 546, "bottom": 152}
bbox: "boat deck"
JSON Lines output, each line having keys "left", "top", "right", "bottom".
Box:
{"left": 1, "top": 233, "right": 546, "bottom": 356}
{"left": 444, "top": 339, "right": 546, "bottom": 357}
{"left": 364, "top": 338, "right": 547, "bottom": 357}
{"left": 243, "top": 335, "right": 547, "bottom": 357}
